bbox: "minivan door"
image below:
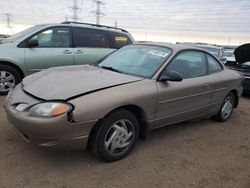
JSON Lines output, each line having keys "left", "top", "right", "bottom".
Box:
{"left": 24, "top": 27, "right": 73, "bottom": 74}
{"left": 72, "top": 27, "right": 115, "bottom": 65}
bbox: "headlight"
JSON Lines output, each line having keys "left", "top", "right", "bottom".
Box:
{"left": 29, "top": 102, "right": 72, "bottom": 117}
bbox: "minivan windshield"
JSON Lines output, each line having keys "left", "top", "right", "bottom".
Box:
{"left": 99, "top": 45, "right": 172, "bottom": 78}
{"left": 1, "top": 25, "right": 46, "bottom": 44}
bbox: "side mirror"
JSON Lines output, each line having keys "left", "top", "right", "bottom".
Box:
{"left": 28, "top": 39, "right": 39, "bottom": 48}
{"left": 159, "top": 71, "right": 183, "bottom": 82}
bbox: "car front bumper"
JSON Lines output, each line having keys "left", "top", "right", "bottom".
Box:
{"left": 4, "top": 85, "right": 97, "bottom": 150}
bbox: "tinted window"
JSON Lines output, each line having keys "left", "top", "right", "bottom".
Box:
{"left": 207, "top": 54, "right": 222, "bottom": 74}
{"left": 109, "top": 31, "right": 132, "bottom": 49}
{"left": 167, "top": 51, "right": 207, "bottom": 79}
{"left": 30, "top": 27, "right": 71, "bottom": 48}
{"left": 74, "top": 27, "right": 109, "bottom": 48}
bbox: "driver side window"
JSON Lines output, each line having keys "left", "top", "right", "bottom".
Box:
{"left": 30, "top": 27, "right": 71, "bottom": 48}
{"left": 167, "top": 51, "right": 207, "bottom": 79}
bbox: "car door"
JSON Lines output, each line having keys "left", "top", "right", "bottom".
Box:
{"left": 153, "top": 50, "right": 213, "bottom": 128}
{"left": 72, "top": 27, "right": 115, "bottom": 65}
{"left": 24, "top": 26, "right": 73, "bottom": 74}
{"left": 205, "top": 53, "right": 229, "bottom": 111}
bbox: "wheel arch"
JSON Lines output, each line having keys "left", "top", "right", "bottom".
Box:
{"left": 230, "top": 89, "right": 239, "bottom": 108}
{"left": 0, "top": 61, "right": 25, "bottom": 79}
{"left": 87, "top": 104, "right": 148, "bottom": 148}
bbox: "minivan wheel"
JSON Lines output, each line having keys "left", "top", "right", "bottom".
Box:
{"left": 91, "top": 110, "right": 139, "bottom": 162}
{"left": 0, "top": 65, "right": 21, "bottom": 95}
{"left": 214, "top": 92, "right": 235, "bottom": 122}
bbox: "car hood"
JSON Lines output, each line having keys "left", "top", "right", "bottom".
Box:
{"left": 0, "top": 42, "right": 16, "bottom": 48}
{"left": 234, "top": 43, "right": 250, "bottom": 64}
{"left": 22, "top": 65, "right": 143, "bottom": 101}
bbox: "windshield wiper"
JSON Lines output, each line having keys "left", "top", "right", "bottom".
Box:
{"left": 99, "top": 66, "right": 123, "bottom": 74}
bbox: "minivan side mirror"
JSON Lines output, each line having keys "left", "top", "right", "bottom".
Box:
{"left": 27, "top": 39, "right": 39, "bottom": 48}
{"left": 159, "top": 71, "right": 183, "bottom": 82}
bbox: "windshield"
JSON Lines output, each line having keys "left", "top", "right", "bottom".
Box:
{"left": 99, "top": 45, "right": 172, "bottom": 78}
{"left": 1, "top": 25, "right": 45, "bottom": 44}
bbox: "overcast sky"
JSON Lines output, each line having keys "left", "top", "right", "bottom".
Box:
{"left": 0, "top": 0, "right": 250, "bottom": 45}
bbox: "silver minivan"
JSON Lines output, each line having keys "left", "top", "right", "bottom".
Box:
{"left": 0, "top": 22, "right": 134, "bottom": 95}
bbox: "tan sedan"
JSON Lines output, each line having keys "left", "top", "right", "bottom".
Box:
{"left": 4, "top": 43, "right": 243, "bottom": 162}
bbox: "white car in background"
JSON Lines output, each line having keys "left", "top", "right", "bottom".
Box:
{"left": 224, "top": 50, "right": 236, "bottom": 63}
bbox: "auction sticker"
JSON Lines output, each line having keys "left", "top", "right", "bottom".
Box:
{"left": 148, "top": 50, "right": 169, "bottom": 57}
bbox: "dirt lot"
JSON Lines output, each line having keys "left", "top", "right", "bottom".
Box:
{"left": 0, "top": 95, "right": 250, "bottom": 188}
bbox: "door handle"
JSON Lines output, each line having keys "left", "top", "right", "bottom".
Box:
{"left": 63, "top": 50, "right": 72, "bottom": 54}
{"left": 75, "top": 50, "right": 84, "bottom": 54}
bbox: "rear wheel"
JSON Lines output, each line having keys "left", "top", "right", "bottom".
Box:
{"left": 0, "top": 65, "right": 21, "bottom": 95}
{"left": 90, "top": 110, "right": 139, "bottom": 162}
{"left": 214, "top": 92, "right": 235, "bottom": 122}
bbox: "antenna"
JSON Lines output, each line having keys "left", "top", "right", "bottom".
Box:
{"left": 91, "top": 0, "right": 105, "bottom": 25}
{"left": 68, "top": 0, "right": 82, "bottom": 22}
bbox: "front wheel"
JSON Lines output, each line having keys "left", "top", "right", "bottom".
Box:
{"left": 90, "top": 110, "right": 139, "bottom": 162}
{"left": 214, "top": 92, "right": 235, "bottom": 122}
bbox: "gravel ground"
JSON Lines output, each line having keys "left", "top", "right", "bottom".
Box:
{"left": 0, "top": 95, "right": 250, "bottom": 188}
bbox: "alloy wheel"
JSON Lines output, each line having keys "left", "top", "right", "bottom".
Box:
{"left": 104, "top": 119, "right": 134, "bottom": 156}
{"left": 221, "top": 96, "right": 234, "bottom": 119}
{"left": 0, "top": 71, "right": 15, "bottom": 92}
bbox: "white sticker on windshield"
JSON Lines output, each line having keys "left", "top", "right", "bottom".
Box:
{"left": 148, "top": 50, "right": 169, "bottom": 57}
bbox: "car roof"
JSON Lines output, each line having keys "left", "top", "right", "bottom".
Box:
{"left": 62, "top": 22, "right": 129, "bottom": 34}
{"left": 193, "top": 44, "right": 223, "bottom": 50}
{"left": 35, "top": 22, "right": 129, "bottom": 35}
{"left": 135, "top": 42, "right": 206, "bottom": 52}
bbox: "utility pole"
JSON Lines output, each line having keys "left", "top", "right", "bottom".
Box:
{"left": 65, "top": 14, "right": 69, "bottom": 22}
{"left": 3, "top": 13, "right": 12, "bottom": 28}
{"left": 69, "top": 0, "right": 81, "bottom": 22}
{"left": 114, "top": 20, "right": 118, "bottom": 28}
{"left": 91, "top": 0, "right": 105, "bottom": 25}
{"left": 3, "top": 13, "right": 12, "bottom": 35}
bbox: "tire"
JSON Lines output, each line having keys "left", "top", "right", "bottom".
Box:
{"left": 90, "top": 110, "right": 139, "bottom": 162}
{"left": 0, "top": 65, "right": 21, "bottom": 95}
{"left": 213, "top": 92, "right": 235, "bottom": 122}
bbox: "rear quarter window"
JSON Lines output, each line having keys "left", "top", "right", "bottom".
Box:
{"left": 206, "top": 54, "right": 223, "bottom": 74}
{"left": 108, "top": 31, "right": 133, "bottom": 49}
